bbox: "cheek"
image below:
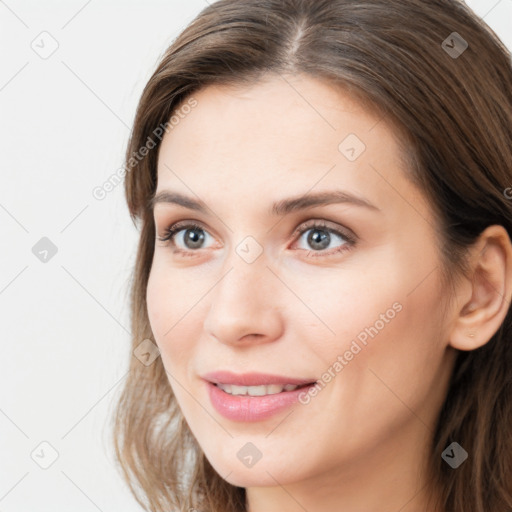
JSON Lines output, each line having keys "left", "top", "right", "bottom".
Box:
{"left": 146, "top": 264, "right": 170, "bottom": 341}
{"left": 302, "top": 272, "right": 449, "bottom": 465}
{"left": 304, "top": 244, "right": 448, "bottom": 396}
{"left": 146, "top": 261, "right": 208, "bottom": 373}
{"left": 283, "top": 262, "right": 398, "bottom": 359}
{"left": 146, "top": 267, "right": 201, "bottom": 421}
{"left": 348, "top": 264, "right": 449, "bottom": 427}
{"left": 146, "top": 262, "right": 195, "bottom": 364}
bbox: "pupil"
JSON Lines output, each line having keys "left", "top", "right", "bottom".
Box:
{"left": 308, "top": 229, "right": 329, "bottom": 250}
{"left": 185, "top": 228, "right": 204, "bottom": 249}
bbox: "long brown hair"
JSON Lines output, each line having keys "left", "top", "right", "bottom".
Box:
{"left": 111, "top": 1, "right": 512, "bottom": 510}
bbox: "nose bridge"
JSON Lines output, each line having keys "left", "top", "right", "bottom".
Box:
{"left": 203, "top": 241, "right": 283, "bottom": 344}
{"left": 216, "top": 241, "right": 270, "bottom": 310}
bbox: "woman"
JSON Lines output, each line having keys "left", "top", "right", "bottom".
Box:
{"left": 112, "top": 1, "right": 512, "bottom": 510}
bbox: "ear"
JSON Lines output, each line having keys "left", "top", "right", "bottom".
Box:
{"left": 449, "top": 225, "right": 512, "bottom": 351}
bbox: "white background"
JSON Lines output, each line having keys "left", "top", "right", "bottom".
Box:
{"left": 1, "top": 1, "right": 510, "bottom": 511}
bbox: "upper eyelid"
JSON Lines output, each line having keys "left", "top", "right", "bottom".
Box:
{"left": 160, "top": 218, "right": 356, "bottom": 246}
{"left": 293, "top": 219, "right": 351, "bottom": 234}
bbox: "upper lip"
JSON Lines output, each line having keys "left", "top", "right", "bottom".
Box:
{"left": 201, "top": 370, "right": 317, "bottom": 387}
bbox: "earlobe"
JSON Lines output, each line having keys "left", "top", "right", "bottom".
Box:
{"left": 448, "top": 225, "right": 512, "bottom": 351}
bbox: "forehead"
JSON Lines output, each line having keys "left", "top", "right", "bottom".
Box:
{"left": 155, "top": 74, "right": 423, "bottom": 219}
{"left": 160, "top": 75, "right": 388, "bottom": 165}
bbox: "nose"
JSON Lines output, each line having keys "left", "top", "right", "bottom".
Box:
{"left": 202, "top": 252, "right": 284, "bottom": 346}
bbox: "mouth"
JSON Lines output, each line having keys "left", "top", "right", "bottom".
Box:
{"left": 201, "top": 370, "right": 317, "bottom": 388}
{"left": 202, "top": 372, "right": 318, "bottom": 421}
{"left": 213, "top": 381, "right": 315, "bottom": 396}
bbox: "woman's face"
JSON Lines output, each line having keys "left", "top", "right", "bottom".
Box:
{"left": 147, "top": 74, "right": 458, "bottom": 492}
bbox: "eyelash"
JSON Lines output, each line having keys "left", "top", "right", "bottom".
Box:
{"left": 157, "top": 219, "right": 357, "bottom": 258}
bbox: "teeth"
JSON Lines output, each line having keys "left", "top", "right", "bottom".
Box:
{"left": 216, "top": 383, "right": 300, "bottom": 396}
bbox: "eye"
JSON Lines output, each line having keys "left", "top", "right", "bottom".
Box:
{"left": 291, "top": 220, "right": 356, "bottom": 257}
{"left": 157, "top": 219, "right": 357, "bottom": 258}
{"left": 157, "top": 221, "right": 215, "bottom": 253}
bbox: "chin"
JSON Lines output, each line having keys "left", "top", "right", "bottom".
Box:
{"left": 205, "top": 453, "right": 302, "bottom": 488}
{"left": 217, "top": 467, "right": 281, "bottom": 488}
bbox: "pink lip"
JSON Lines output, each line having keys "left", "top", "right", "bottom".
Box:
{"left": 201, "top": 371, "right": 317, "bottom": 422}
{"left": 201, "top": 370, "right": 316, "bottom": 387}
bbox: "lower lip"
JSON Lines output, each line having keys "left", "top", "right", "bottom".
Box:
{"left": 206, "top": 381, "right": 316, "bottom": 422}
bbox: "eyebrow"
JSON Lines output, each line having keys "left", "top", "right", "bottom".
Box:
{"left": 150, "top": 189, "right": 380, "bottom": 215}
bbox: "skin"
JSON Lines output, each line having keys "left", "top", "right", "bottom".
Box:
{"left": 146, "top": 73, "right": 512, "bottom": 512}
